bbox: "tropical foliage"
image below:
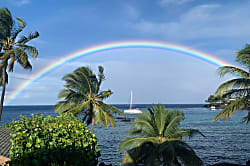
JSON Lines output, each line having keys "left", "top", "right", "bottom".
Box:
{"left": 119, "top": 104, "right": 204, "bottom": 166}
{"left": 6, "top": 113, "right": 100, "bottom": 166}
{"left": 55, "top": 66, "right": 123, "bottom": 132}
{"left": 205, "top": 95, "right": 224, "bottom": 106}
{"left": 0, "top": 8, "right": 39, "bottom": 120}
{"left": 213, "top": 44, "right": 250, "bottom": 123}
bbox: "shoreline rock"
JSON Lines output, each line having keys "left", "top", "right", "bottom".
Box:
{"left": 209, "top": 160, "right": 250, "bottom": 166}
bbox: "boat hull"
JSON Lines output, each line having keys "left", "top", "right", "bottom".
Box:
{"left": 124, "top": 109, "right": 142, "bottom": 114}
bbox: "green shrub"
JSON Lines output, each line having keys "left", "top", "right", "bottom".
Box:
{"left": 5, "top": 113, "right": 101, "bottom": 166}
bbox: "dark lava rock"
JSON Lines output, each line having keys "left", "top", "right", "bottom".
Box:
{"left": 209, "top": 163, "right": 244, "bottom": 166}
{"left": 99, "top": 162, "right": 112, "bottom": 166}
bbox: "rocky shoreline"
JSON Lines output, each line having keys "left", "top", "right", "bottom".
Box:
{"left": 203, "top": 104, "right": 226, "bottom": 109}
{"left": 209, "top": 161, "right": 250, "bottom": 166}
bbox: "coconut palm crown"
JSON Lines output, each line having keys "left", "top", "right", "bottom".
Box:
{"left": 119, "top": 104, "right": 204, "bottom": 166}
{"left": 0, "top": 8, "right": 39, "bottom": 121}
{"left": 213, "top": 44, "right": 250, "bottom": 123}
{"left": 55, "top": 66, "right": 124, "bottom": 132}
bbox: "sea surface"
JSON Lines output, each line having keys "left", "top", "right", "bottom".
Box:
{"left": 0, "top": 104, "right": 249, "bottom": 165}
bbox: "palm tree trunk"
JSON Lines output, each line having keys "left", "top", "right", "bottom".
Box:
{"left": 91, "top": 117, "right": 95, "bottom": 133}
{"left": 0, "top": 66, "right": 6, "bottom": 121}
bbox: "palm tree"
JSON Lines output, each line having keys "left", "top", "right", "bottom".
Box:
{"left": 213, "top": 44, "right": 250, "bottom": 123}
{"left": 119, "top": 104, "right": 204, "bottom": 166}
{"left": 0, "top": 8, "right": 39, "bottom": 121}
{"left": 55, "top": 66, "right": 124, "bottom": 133}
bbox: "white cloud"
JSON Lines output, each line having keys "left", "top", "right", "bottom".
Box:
{"left": 159, "top": 0, "right": 194, "bottom": 5}
{"left": 132, "top": 4, "right": 250, "bottom": 41}
{"left": 19, "top": 0, "right": 30, "bottom": 5}
{"left": 123, "top": 5, "right": 140, "bottom": 19}
{"left": 214, "top": 49, "right": 235, "bottom": 58}
{"left": 6, "top": 0, "right": 30, "bottom": 6}
{"left": 28, "top": 39, "right": 47, "bottom": 47}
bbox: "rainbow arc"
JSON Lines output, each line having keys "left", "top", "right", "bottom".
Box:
{"left": 6, "top": 41, "right": 233, "bottom": 104}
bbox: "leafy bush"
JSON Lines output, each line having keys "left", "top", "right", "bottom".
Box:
{"left": 5, "top": 113, "right": 101, "bottom": 166}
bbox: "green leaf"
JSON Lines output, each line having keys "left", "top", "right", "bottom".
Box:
{"left": 83, "top": 142, "right": 89, "bottom": 147}
{"left": 36, "top": 138, "right": 41, "bottom": 144}
{"left": 28, "top": 136, "right": 32, "bottom": 141}
{"left": 26, "top": 142, "right": 32, "bottom": 148}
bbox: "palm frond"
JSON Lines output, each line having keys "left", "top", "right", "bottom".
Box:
{"left": 94, "top": 103, "right": 116, "bottom": 128}
{"left": 8, "top": 55, "right": 16, "bottom": 72}
{"left": 128, "top": 117, "right": 156, "bottom": 137}
{"left": 11, "top": 17, "right": 26, "bottom": 41}
{"left": 178, "top": 129, "right": 205, "bottom": 138}
{"left": 214, "top": 78, "right": 250, "bottom": 97}
{"left": 122, "top": 140, "right": 202, "bottom": 166}
{"left": 160, "top": 140, "right": 203, "bottom": 166}
{"left": 242, "top": 111, "right": 250, "bottom": 124}
{"left": 75, "top": 67, "right": 96, "bottom": 95}
{"left": 124, "top": 141, "right": 160, "bottom": 166}
{"left": 55, "top": 99, "right": 90, "bottom": 115}
{"left": 69, "top": 100, "right": 91, "bottom": 115}
{"left": 232, "top": 78, "right": 250, "bottom": 89}
{"left": 95, "top": 66, "right": 105, "bottom": 94}
{"left": 213, "top": 97, "right": 248, "bottom": 121}
{"left": 217, "top": 66, "right": 248, "bottom": 78}
{"left": 154, "top": 104, "right": 167, "bottom": 136}
{"left": 163, "top": 110, "right": 184, "bottom": 138}
{"left": 58, "top": 89, "right": 71, "bottom": 99}
{"left": 236, "top": 44, "right": 250, "bottom": 68}
{"left": 98, "top": 101, "right": 124, "bottom": 115}
{"left": 0, "top": 8, "right": 13, "bottom": 39}
{"left": 221, "top": 88, "right": 249, "bottom": 99}
{"left": 58, "top": 88, "right": 86, "bottom": 104}
{"left": 14, "top": 47, "right": 32, "bottom": 69}
{"left": 63, "top": 73, "right": 85, "bottom": 92}
{"left": 127, "top": 111, "right": 157, "bottom": 137}
{"left": 119, "top": 137, "right": 158, "bottom": 152}
{"left": 54, "top": 100, "right": 75, "bottom": 113}
{"left": 93, "top": 105, "right": 102, "bottom": 126}
{"left": 93, "top": 104, "right": 109, "bottom": 127}
{"left": 17, "top": 31, "right": 39, "bottom": 44}
{"left": 106, "top": 111, "right": 116, "bottom": 128}
{"left": 15, "top": 44, "right": 38, "bottom": 58}
{"left": 96, "top": 90, "right": 113, "bottom": 100}
{"left": 121, "top": 152, "right": 136, "bottom": 166}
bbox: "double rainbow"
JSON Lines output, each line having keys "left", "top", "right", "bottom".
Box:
{"left": 6, "top": 41, "right": 233, "bottom": 104}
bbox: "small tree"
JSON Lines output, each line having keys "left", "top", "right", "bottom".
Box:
{"left": 6, "top": 113, "right": 100, "bottom": 166}
{"left": 119, "top": 104, "right": 204, "bottom": 166}
{"left": 205, "top": 95, "right": 224, "bottom": 106}
{"left": 212, "top": 44, "right": 250, "bottom": 123}
{"left": 0, "top": 8, "right": 39, "bottom": 120}
{"left": 55, "top": 66, "right": 124, "bottom": 132}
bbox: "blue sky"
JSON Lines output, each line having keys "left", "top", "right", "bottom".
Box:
{"left": 1, "top": 0, "right": 250, "bottom": 105}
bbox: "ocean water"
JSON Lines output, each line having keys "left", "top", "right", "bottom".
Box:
{"left": 0, "top": 104, "right": 249, "bottom": 165}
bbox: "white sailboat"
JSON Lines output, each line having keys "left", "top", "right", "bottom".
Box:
{"left": 210, "top": 105, "right": 216, "bottom": 111}
{"left": 124, "top": 91, "right": 142, "bottom": 114}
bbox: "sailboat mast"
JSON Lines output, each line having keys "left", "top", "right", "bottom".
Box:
{"left": 130, "top": 91, "right": 133, "bottom": 109}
